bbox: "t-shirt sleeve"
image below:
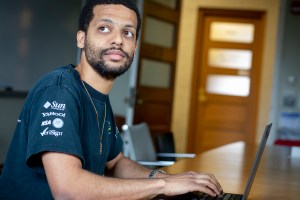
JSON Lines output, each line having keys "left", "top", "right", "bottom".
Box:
{"left": 26, "top": 86, "right": 84, "bottom": 171}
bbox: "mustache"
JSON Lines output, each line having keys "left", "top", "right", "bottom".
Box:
{"left": 100, "top": 47, "right": 130, "bottom": 59}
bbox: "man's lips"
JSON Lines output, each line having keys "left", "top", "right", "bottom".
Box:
{"left": 105, "top": 50, "right": 126, "bottom": 61}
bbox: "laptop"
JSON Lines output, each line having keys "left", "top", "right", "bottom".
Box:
{"left": 153, "top": 123, "right": 272, "bottom": 200}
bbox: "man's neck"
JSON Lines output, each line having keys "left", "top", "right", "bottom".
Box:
{"left": 75, "top": 58, "right": 114, "bottom": 95}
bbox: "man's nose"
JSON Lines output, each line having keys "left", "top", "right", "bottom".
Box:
{"left": 111, "top": 32, "right": 123, "bottom": 46}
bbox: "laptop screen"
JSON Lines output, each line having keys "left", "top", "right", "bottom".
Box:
{"left": 242, "top": 123, "right": 272, "bottom": 200}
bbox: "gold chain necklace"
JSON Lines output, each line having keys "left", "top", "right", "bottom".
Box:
{"left": 81, "top": 80, "right": 106, "bottom": 155}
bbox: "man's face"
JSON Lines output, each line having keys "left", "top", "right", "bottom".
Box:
{"left": 80, "top": 4, "right": 138, "bottom": 80}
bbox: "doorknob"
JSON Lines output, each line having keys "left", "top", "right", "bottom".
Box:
{"left": 198, "top": 88, "right": 208, "bottom": 103}
{"left": 137, "top": 98, "right": 144, "bottom": 104}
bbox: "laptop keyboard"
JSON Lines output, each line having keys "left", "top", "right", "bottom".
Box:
{"left": 153, "top": 192, "right": 243, "bottom": 200}
{"left": 193, "top": 192, "right": 243, "bottom": 200}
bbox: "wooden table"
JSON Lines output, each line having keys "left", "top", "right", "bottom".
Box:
{"left": 162, "top": 142, "right": 300, "bottom": 200}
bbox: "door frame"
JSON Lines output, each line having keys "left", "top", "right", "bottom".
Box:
{"left": 133, "top": 0, "right": 181, "bottom": 136}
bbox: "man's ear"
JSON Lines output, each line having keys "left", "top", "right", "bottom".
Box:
{"left": 77, "top": 31, "right": 85, "bottom": 48}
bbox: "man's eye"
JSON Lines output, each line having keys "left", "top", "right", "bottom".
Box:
{"left": 124, "top": 31, "right": 134, "bottom": 38}
{"left": 99, "top": 27, "right": 110, "bottom": 32}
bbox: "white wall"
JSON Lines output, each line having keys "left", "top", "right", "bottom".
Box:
{"left": 275, "top": 0, "right": 300, "bottom": 141}
{"left": 110, "top": 69, "right": 131, "bottom": 117}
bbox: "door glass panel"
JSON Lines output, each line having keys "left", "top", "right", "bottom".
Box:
{"left": 144, "top": 16, "right": 175, "bottom": 48}
{"left": 210, "top": 22, "right": 254, "bottom": 43}
{"left": 208, "top": 48, "right": 252, "bottom": 70}
{"left": 149, "top": 0, "right": 177, "bottom": 9}
{"left": 206, "top": 75, "right": 250, "bottom": 96}
{"left": 140, "top": 59, "right": 171, "bottom": 88}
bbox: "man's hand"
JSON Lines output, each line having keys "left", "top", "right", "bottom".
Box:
{"left": 161, "top": 171, "right": 223, "bottom": 197}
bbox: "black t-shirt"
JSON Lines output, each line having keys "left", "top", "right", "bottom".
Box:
{"left": 0, "top": 65, "right": 123, "bottom": 199}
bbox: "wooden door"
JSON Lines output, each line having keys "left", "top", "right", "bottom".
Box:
{"left": 188, "top": 9, "right": 265, "bottom": 153}
{"left": 133, "top": 0, "right": 180, "bottom": 137}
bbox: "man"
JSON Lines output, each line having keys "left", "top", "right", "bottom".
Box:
{"left": 0, "top": 0, "right": 223, "bottom": 199}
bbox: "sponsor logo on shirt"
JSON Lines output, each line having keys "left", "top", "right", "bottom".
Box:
{"left": 42, "top": 112, "right": 66, "bottom": 118}
{"left": 41, "top": 120, "right": 51, "bottom": 126}
{"left": 43, "top": 101, "right": 51, "bottom": 109}
{"left": 44, "top": 101, "right": 66, "bottom": 111}
{"left": 40, "top": 127, "right": 63, "bottom": 137}
{"left": 52, "top": 118, "right": 64, "bottom": 128}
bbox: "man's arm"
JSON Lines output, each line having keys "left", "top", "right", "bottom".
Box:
{"left": 42, "top": 152, "right": 165, "bottom": 200}
{"left": 42, "top": 152, "right": 222, "bottom": 200}
{"left": 105, "top": 153, "right": 159, "bottom": 179}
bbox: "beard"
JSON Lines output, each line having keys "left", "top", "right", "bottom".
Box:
{"left": 83, "top": 37, "right": 134, "bottom": 80}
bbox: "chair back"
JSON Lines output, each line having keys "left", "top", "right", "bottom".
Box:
{"left": 125, "top": 122, "right": 157, "bottom": 162}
